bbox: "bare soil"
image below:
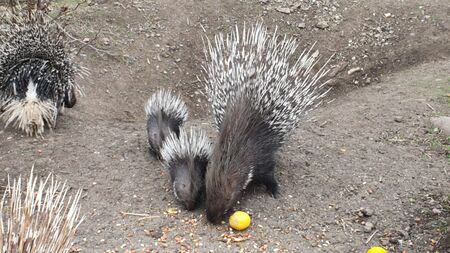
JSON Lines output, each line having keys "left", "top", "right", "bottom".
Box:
{"left": 0, "top": 0, "right": 450, "bottom": 252}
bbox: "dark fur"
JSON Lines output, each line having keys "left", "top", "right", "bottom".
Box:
{"left": 205, "top": 96, "right": 282, "bottom": 223}
{"left": 4, "top": 59, "right": 58, "bottom": 99}
{"left": 63, "top": 88, "right": 77, "bottom": 108}
{"left": 167, "top": 154, "right": 209, "bottom": 210}
{"left": 2, "top": 59, "right": 75, "bottom": 111}
{"left": 0, "top": 15, "right": 75, "bottom": 106}
{"left": 146, "top": 111, "right": 183, "bottom": 159}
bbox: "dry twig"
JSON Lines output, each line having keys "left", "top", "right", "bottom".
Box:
{"left": 365, "top": 230, "right": 378, "bottom": 244}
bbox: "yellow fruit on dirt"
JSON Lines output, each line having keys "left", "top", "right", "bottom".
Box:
{"left": 229, "top": 211, "right": 251, "bottom": 231}
{"left": 367, "top": 246, "right": 387, "bottom": 253}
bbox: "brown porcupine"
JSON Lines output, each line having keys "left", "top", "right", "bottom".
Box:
{"left": 0, "top": 168, "right": 83, "bottom": 252}
{"left": 203, "top": 23, "right": 331, "bottom": 223}
{"left": 0, "top": 7, "right": 83, "bottom": 136}
{"left": 145, "top": 89, "right": 188, "bottom": 159}
{"left": 160, "top": 127, "right": 211, "bottom": 210}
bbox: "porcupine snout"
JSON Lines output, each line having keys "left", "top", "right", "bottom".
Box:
{"left": 172, "top": 164, "right": 197, "bottom": 210}
{"left": 161, "top": 128, "right": 211, "bottom": 210}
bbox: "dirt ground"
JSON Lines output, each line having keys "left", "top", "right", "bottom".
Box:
{"left": 0, "top": 0, "right": 450, "bottom": 252}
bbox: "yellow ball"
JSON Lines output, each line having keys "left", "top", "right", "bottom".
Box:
{"left": 229, "top": 211, "right": 251, "bottom": 231}
{"left": 368, "top": 246, "right": 387, "bottom": 253}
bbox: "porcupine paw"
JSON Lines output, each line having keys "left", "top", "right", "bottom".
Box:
{"left": 262, "top": 175, "right": 279, "bottom": 198}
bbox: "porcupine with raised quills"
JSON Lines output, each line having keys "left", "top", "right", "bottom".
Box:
{"left": 0, "top": 10, "right": 80, "bottom": 136}
{"left": 0, "top": 169, "right": 83, "bottom": 253}
{"left": 160, "top": 127, "right": 212, "bottom": 210}
{"left": 145, "top": 89, "right": 189, "bottom": 159}
{"left": 203, "top": 23, "right": 332, "bottom": 223}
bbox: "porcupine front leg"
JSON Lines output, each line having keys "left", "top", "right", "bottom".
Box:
{"left": 261, "top": 171, "right": 279, "bottom": 197}
{"left": 254, "top": 160, "right": 279, "bottom": 197}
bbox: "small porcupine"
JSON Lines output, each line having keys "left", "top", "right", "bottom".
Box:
{"left": 145, "top": 89, "right": 188, "bottom": 159}
{"left": 203, "top": 23, "right": 331, "bottom": 223}
{"left": 160, "top": 127, "right": 211, "bottom": 210}
{"left": 0, "top": 168, "right": 83, "bottom": 253}
{"left": 0, "top": 9, "right": 82, "bottom": 136}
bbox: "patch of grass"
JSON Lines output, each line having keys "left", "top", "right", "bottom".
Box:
{"left": 446, "top": 136, "right": 450, "bottom": 162}
{"left": 443, "top": 77, "right": 450, "bottom": 105}
{"left": 443, "top": 195, "right": 450, "bottom": 211}
{"left": 437, "top": 220, "right": 449, "bottom": 234}
{"left": 422, "top": 127, "right": 450, "bottom": 162}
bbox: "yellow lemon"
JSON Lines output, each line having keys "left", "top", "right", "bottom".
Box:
{"left": 367, "top": 246, "right": 387, "bottom": 253}
{"left": 229, "top": 211, "right": 251, "bottom": 231}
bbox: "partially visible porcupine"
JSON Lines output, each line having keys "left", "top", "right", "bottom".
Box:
{"left": 203, "top": 23, "right": 331, "bottom": 223}
{"left": 160, "top": 127, "right": 211, "bottom": 210}
{"left": 145, "top": 89, "right": 188, "bottom": 159}
{"left": 0, "top": 168, "right": 83, "bottom": 252}
{"left": 0, "top": 8, "right": 81, "bottom": 136}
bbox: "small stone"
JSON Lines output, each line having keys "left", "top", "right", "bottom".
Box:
{"left": 83, "top": 38, "right": 90, "bottom": 43}
{"left": 146, "top": 229, "right": 163, "bottom": 239}
{"left": 364, "top": 222, "right": 374, "bottom": 233}
{"left": 348, "top": 67, "right": 362, "bottom": 75}
{"left": 389, "top": 238, "right": 399, "bottom": 244}
{"left": 300, "top": 4, "right": 310, "bottom": 11}
{"left": 101, "top": 37, "right": 110, "bottom": 46}
{"left": 394, "top": 116, "right": 403, "bottom": 123}
{"left": 297, "top": 22, "right": 306, "bottom": 29}
{"left": 384, "top": 13, "right": 392, "bottom": 17}
{"left": 276, "top": 7, "right": 291, "bottom": 14}
{"left": 362, "top": 208, "right": 374, "bottom": 217}
{"left": 430, "top": 116, "right": 450, "bottom": 135}
{"left": 380, "top": 238, "right": 389, "bottom": 246}
{"left": 432, "top": 208, "right": 442, "bottom": 215}
{"left": 316, "top": 21, "right": 329, "bottom": 29}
